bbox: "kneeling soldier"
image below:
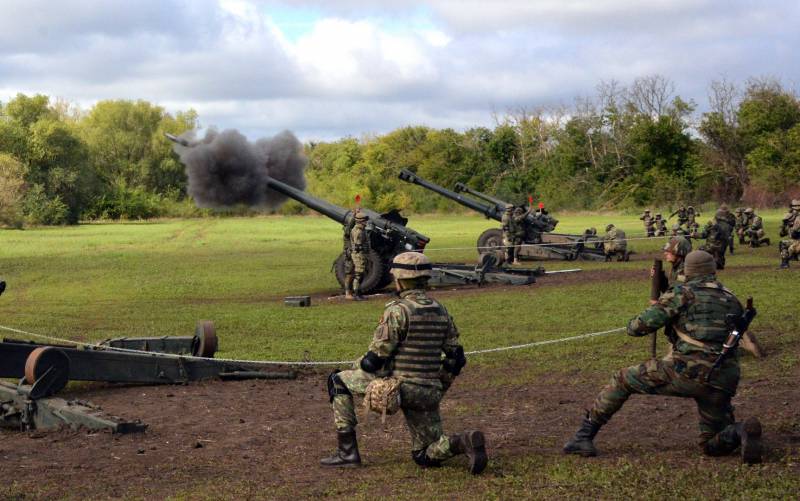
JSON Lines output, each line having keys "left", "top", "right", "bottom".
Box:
{"left": 321, "top": 252, "right": 488, "bottom": 474}
{"left": 563, "top": 251, "right": 763, "bottom": 464}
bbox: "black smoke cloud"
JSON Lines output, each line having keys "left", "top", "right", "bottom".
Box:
{"left": 172, "top": 129, "right": 307, "bottom": 209}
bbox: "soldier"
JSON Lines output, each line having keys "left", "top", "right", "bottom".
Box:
{"left": 745, "top": 209, "right": 770, "bottom": 247}
{"left": 654, "top": 214, "right": 667, "bottom": 237}
{"left": 603, "top": 224, "right": 629, "bottom": 262}
{"left": 655, "top": 236, "right": 692, "bottom": 290}
{"left": 501, "top": 205, "right": 515, "bottom": 264}
{"left": 669, "top": 205, "right": 688, "bottom": 226}
{"left": 563, "top": 251, "right": 762, "bottom": 464}
{"left": 671, "top": 223, "right": 689, "bottom": 237}
{"left": 734, "top": 207, "right": 747, "bottom": 245}
{"left": 320, "top": 252, "right": 488, "bottom": 474}
{"left": 779, "top": 199, "right": 800, "bottom": 238}
{"left": 687, "top": 206, "right": 700, "bottom": 235}
{"left": 718, "top": 204, "right": 737, "bottom": 255}
{"left": 640, "top": 210, "right": 655, "bottom": 237}
{"left": 779, "top": 215, "right": 800, "bottom": 269}
{"left": 349, "top": 210, "right": 370, "bottom": 300}
{"left": 511, "top": 206, "right": 530, "bottom": 264}
{"left": 699, "top": 209, "right": 732, "bottom": 270}
{"left": 342, "top": 211, "right": 357, "bottom": 300}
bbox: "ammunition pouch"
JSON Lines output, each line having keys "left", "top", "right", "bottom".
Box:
{"left": 359, "top": 351, "right": 386, "bottom": 373}
{"left": 442, "top": 346, "right": 466, "bottom": 376}
{"left": 411, "top": 449, "right": 442, "bottom": 468}
{"left": 327, "top": 371, "right": 351, "bottom": 403}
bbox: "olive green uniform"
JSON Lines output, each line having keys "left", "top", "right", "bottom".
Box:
{"left": 331, "top": 290, "right": 462, "bottom": 461}
{"left": 746, "top": 215, "right": 769, "bottom": 247}
{"left": 350, "top": 222, "right": 368, "bottom": 293}
{"left": 501, "top": 208, "right": 515, "bottom": 262}
{"left": 589, "top": 275, "right": 746, "bottom": 454}
{"left": 640, "top": 212, "right": 655, "bottom": 237}
{"left": 654, "top": 215, "right": 667, "bottom": 237}
{"left": 603, "top": 226, "right": 628, "bottom": 261}
{"left": 700, "top": 218, "right": 731, "bottom": 270}
{"left": 780, "top": 217, "right": 800, "bottom": 268}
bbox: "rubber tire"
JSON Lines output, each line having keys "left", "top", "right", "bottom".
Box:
{"left": 194, "top": 320, "right": 218, "bottom": 358}
{"left": 476, "top": 228, "right": 504, "bottom": 255}
{"left": 24, "top": 347, "right": 70, "bottom": 397}
{"left": 333, "top": 250, "right": 385, "bottom": 294}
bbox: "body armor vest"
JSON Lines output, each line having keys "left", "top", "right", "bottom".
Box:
{"left": 350, "top": 224, "right": 367, "bottom": 252}
{"left": 390, "top": 296, "right": 449, "bottom": 379}
{"left": 676, "top": 281, "right": 742, "bottom": 351}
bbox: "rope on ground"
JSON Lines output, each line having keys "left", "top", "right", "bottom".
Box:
{"left": 0, "top": 323, "right": 624, "bottom": 367}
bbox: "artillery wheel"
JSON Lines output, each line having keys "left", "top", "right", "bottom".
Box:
{"left": 24, "top": 347, "right": 70, "bottom": 398}
{"left": 333, "top": 250, "right": 385, "bottom": 294}
{"left": 476, "top": 228, "right": 504, "bottom": 254}
{"left": 194, "top": 320, "right": 218, "bottom": 358}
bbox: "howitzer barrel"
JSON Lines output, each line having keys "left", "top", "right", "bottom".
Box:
{"left": 264, "top": 175, "right": 351, "bottom": 224}
{"left": 399, "top": 169, "right": 503, "bottom": 221}
{"left": 453, "top": 183, "right": 509, "bottom": 211}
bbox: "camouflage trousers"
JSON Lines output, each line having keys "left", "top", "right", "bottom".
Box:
{"left": 780, "top": 239, "right": 800, "bottom": 260}
{"left": 589, "top": 356, "right": 741, "bottom": 454}
{"left": 333, "top": 369, "right": 454, "bottom": 461}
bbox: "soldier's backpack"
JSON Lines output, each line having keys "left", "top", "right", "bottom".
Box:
{"left": 363, "top": 377, "right": 402, "bottom": 423}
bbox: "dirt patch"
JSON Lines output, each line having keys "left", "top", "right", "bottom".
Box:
{"left": 2, "top": 360, "right": 798, "bottom": 500}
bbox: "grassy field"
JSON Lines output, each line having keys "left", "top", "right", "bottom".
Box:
{"left": 2, "top": 210, "right": 799, "bottom": 499}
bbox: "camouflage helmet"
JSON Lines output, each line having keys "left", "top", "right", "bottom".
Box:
{"left": 744, "top": 207, "right": 754, "bottom": 214}
{"left": 513, "top": 206, "right": 524, "bottom": 215}
{"left": 719, "top": 203, "right": 730, "bottom": 212}
{"left": 644, "top": 209, "right": 651, "bottom": 213}
{"left": 605, "top": 223, "right": 614, "bottom": 232}
{"left": 655, "top": 213, "right": 662, "bottom": 218}
{"left": 791, "top": 199, "right": 800, "bottom": 208}
{"left": 735, "top": 207, "right": 744, "bottom": 214}
{"left": 715, "top": 209, "right": 726, "bottom": 220}
{"left": 354, "top": 209, "right": 368, "bottom": 222}
{"left": 504, "top": 204, "right": 514, "bottom": 212}
{"left": 663, "top": 236, "right": 692, "bottom": 257}
{"left": 390, "top": 252, "right": 432, "bottom": 279}
{"left": 684, "top": 250, "right": 716, "bottom": 278}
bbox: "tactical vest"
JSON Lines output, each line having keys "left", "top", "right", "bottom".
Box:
{"left": 675, "top": 281, "right": 742, "bottom": 351}
{"left": 350, "top": 225, "right": 367, "bottom": 252}
{"left": 390, "top": 296, "right": 449, "bottom": 379}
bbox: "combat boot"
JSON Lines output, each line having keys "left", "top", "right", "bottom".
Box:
{"left": 449, "top": 431, "right": 488, "bottom": 475}
{"left": 779, "top": 257, "right": 790, "bottom": 269}
{"left": 563, "top": 415, "right": 602, "bottom": 457}
{"left": 762, "top": 238, "right": 771, "bottom": 246}
{"left": 352, "top": 279, "right": 365, "bottom": 301}
{"left": 320, "top": 428, "right": 362, "bottom": 467}
{"left": 739, "top": 417, "right": 763, "bottom": 465}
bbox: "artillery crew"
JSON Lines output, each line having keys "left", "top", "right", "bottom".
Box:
{"left": 321, "top": 252, "right": 488, "bottom": 474}
{"left": 501, "top": 205, "right": 515, "bottom": 263}
{"left": 779, "top": 214, "right": 800, "bottom": 269}
{"left": 699, "top": 209, "right": 732, "bottom": 270}
{"left": 670, "top": 205, "right": 689, "bottom": 226}
{"left": 640, "top": 210, "right": 655, "bottom": 237}
{"left": 603, "top": 224, "right": 629, "bottom": 262}
{"left": 563, "top": 250, "right": 762, "bottom": 464}
{"left": 654, "top": 214, "right": 667, "bottom": 237}
{"left": 780, "top": 199, "right": 800, "bottom": 238}
{"left": 510, "top": 206, "right": 530, "bottom": 264}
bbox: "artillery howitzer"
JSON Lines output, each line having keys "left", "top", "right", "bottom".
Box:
{"left": 399, "top": 170, "right": 605, "bottom": 261}
{"left": 166, "top": 133, "right": 429, "bottom": 294}
{"left": 0, "top": 321, "right": 295, "bottom": 433}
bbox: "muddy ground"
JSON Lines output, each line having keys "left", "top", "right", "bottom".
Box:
{"left": 2, "top": 361, "right": 799, "bottom": 500}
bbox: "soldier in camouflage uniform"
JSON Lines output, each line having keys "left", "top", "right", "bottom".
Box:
{"left": 348, "top": 211, "right": 370, "bottom": 300}
{"left": 669, "top": 205, "right": 688, "bottom": 226}
{"left": 342, "top": 211, "right": 357, "bottom": 299}
{"left": 511, "top": 206, "right": 530, "bottom": 264}
{"left": 563, "top": 251, "right": 763, "bottom": 464}
{"left": 654, "top": 214, "right": 667, "bottom": 237}
{"left": 735, "top": 208, "right": 749, "bottom": 245}
{"left": 718, "top": 204, "right": 737, "bottom": 254}
{"left": 501, "top": 205, "right": 515, "bottom": 263}
{"left": 779, "top": 215, "right": 800, "bottom": 269}
{"left": 744, "top": 209, "right": 770, "bottom": 247}
{"left": 779, "top": 199, "right": 800, "bottom": 238}
{"left": 699, "top": 209, "right": 732, "bottom": 270}
{"left": 686, "top": 206, "right": 700, "bottom": 235}
{"left": 640, "top": 210, "right": 655, "bottom": 237}
{"left": 655, "top": 236, "right": 692, "bottom": 291}
{"left": 671, "top": 223, "right": 689, "bottom": 237}
{"left": 321, "top": 252, "right": 488, "bottom": 474}
{"left": 602, "top": 224, "right": 629, "bottom": 262}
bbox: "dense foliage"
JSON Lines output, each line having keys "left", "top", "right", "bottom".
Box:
{"left": 1, "top": 75, "right": 798, "bottom": 226}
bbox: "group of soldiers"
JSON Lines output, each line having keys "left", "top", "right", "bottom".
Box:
{"left": 321, "top": 246, "right": 764, "bottom": 472}
{"left": 639, "top": 209, "right": 669, "bottom": 237}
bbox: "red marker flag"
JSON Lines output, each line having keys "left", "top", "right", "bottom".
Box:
{"left": 538, "top": 202, "right": 544, "bottom": 209}
{"left": 355, "top": 194, "right": 362, "bottom": 206}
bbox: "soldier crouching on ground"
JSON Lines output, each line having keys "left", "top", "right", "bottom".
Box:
{"left": 563, "top": 251, "right": 763, "bottom": 464}
{"left": 779, "top": 215, "right": 800, "bottom": 269}
{"left": 603, "top": 224, "right": 629, "bottom": 262}
{"left": 321, "top": 252, "right": 488, "bottom": 474}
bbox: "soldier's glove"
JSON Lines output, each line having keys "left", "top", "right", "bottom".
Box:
{"left": 360, "top": 351, "right": 387, "bottom": 373}
{"left": 442, "top": 346, "right": 467, "bottom": 376}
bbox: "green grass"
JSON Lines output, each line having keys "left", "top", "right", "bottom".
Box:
{"left": 1, "top": 210, "right": 798, "bottom": 499}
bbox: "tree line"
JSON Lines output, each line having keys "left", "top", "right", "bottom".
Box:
{"left": 1, "top": 75, "right": 798, "bottom": 227}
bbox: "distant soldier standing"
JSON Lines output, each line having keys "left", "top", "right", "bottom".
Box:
{"left": 342, "top": 211, "right": 357, "bottom": 300}
{"left": 670, "top": 205, "right": 688, "bottom": 226}
{"left": 563, "top": 250, "right": 763, "bottom": 464}
{"left": 687, "top": 206, "right": 700, "bottom": 235}
{"left": 603, "top": 224, "right": 629, "bottom": 262}
{"left": 511, "top": 206, "right": 529, "bottom": 264}
{"left": 321, "top": 252, "right": 488, "bottom": 474}
{"left": 654, "top": 214, "right": 667, "bottom": 237}
{"left": 501, "top": 205, "right": 515, "bottom": 263}
{"left": 640, "top": 210, "right": 655, "bottom": 237}
{"left": 699, "top": 209, "right": 732, "bottom": 270}
{"left": 745, "top": 209, "right": 770, "bottom": 247}
{"left": 718, "top": 204, "right": 737, "bottom": 254}
{"left": 348, "top": 210, "right": 370, "bottom": 300}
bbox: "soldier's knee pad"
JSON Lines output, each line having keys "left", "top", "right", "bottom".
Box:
{"left": 411, "top": 449, "right": 442, "bottom": 468}
{"left": 327, "top": 370, "right": 351, "bottom": 403}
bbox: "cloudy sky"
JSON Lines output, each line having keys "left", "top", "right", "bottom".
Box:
{"left": 1, "top": 0, "right": 797, "bottom": 141}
